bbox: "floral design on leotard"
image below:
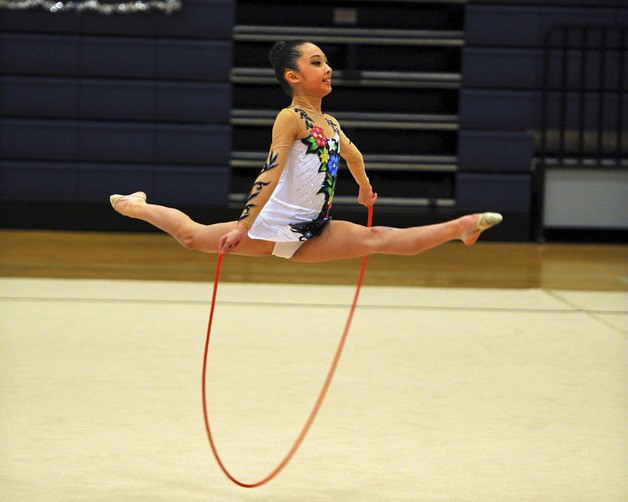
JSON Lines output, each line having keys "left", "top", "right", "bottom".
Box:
{"left": 311, "top": 126, "right": 327, "bottom": 147}
{"left": 289, "top": 110, "right": 341, "bottom": 241}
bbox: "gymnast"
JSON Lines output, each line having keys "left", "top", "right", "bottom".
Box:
{"left": 110, "top": 40, "right": 503, "bottom": 262}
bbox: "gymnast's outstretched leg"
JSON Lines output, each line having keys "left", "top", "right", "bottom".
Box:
{"left": 110, "top": 192, "right": 501, "bottom": 263}
{"left": 109, "top": 192, "right": 274, "bottom": 256}
{"left": 290, "top": 214, "right": 502, "bottom": 263}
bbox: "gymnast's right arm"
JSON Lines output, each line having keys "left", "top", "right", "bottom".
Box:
{"left": 219, "top": 109, "right": 297, "bottom": 254}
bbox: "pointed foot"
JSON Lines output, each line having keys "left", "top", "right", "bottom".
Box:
{"left": 462, "top": 212, "right": 503, "bottom": 246}
{"left": 109, "top": 191, "right": 147, "bottom": 215}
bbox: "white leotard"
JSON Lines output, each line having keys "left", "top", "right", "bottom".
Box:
{"left": 249, "top": 130, "right": 340, "bottom": 243}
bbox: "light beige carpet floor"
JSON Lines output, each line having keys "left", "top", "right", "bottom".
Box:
{"left": 1, "top": 278, "right": 626, "bottom": 501}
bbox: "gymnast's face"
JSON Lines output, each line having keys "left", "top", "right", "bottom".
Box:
{"left": 287, "top": 43, "right": 332, "bottom": 98}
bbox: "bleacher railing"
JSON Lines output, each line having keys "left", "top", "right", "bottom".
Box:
{"left": 533, "top": 25, "right": 627, "bottom": 239}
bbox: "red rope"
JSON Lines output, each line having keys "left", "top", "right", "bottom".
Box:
{"left": 201, "top": 206, "right": 373, "bottom": 488}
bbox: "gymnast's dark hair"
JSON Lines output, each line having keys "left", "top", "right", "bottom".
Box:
{"left": 269, "top": 40, "right": 307, "bottom": 96}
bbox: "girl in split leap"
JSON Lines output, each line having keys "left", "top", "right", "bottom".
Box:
{"left": 110, "top": 41, "right": 502, "bottom": 263}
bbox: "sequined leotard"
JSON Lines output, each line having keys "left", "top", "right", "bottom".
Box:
{"left": 237, "top": 97, "right": 369, "bottom": 258}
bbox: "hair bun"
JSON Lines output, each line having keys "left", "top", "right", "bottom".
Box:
{"left": 269, "top": 41, "right": 287, "bottom": 65}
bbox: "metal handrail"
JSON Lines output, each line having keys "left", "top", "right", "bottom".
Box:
{"left": 534, "top": 25, "right": 627, "bottom": 240}
{"left": 233, "top": 25, "right": 464, "bottom": 47}
{"left": 230, "top": 151, "right": 458, "bottom": 173}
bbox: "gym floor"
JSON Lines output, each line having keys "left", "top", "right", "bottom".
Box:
{"left": 1, "top": 230, "right": 626, "bottom": 501}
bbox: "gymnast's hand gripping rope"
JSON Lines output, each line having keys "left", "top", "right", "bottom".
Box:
{"left": 201, "top": 205, "right": 373, "bottom": 488}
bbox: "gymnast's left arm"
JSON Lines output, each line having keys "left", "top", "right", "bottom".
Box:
{"left": 337, "top": 127, "right": 377, "bottom": 207}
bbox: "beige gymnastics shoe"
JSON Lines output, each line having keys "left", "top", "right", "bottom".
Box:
{"left": 462, "top": 212, "right": 503, "bottom": 245}
{"left": 109, "top": 191, "right": 147, "bottom": 214}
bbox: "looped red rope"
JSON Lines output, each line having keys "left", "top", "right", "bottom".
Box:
{"left": 201, "top": 206, "right": 373, "bottom": 488}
